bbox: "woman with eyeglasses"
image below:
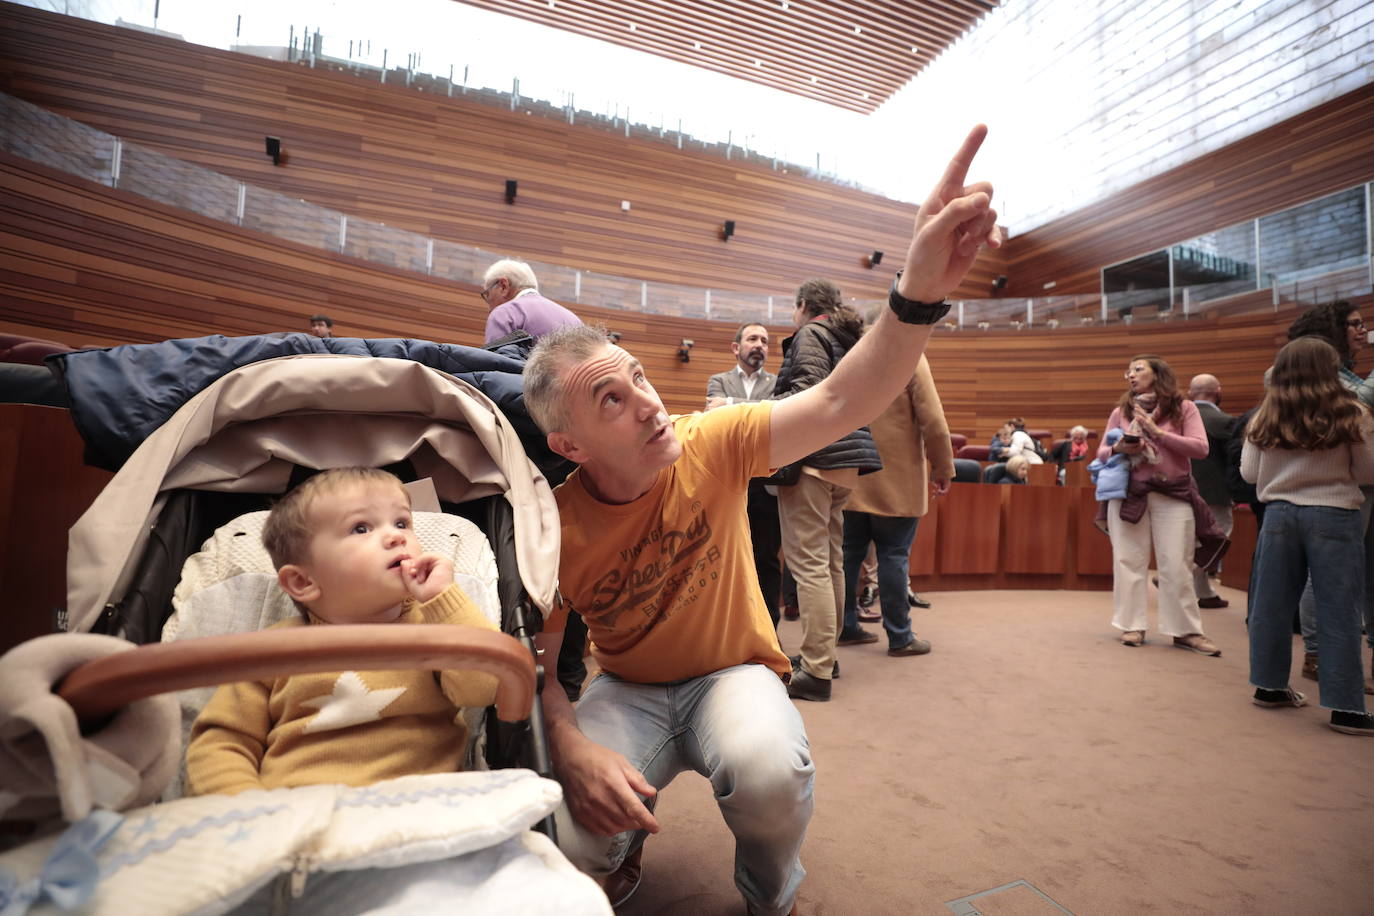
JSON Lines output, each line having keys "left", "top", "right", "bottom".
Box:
{"left": 1242, "top": 336, "right": 1374, "bottom": 735}
{"left": 1286, "top": 300, "right": 1374, "bottom": 406}
{"left": 1098, "top": 355, "right": 1223, "bottom": 656}
{"left": 1284, "top": 301, "right": 1374, "bottom": 695}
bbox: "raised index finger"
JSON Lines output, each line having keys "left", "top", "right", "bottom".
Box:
{"left": 937, "top": 124, "right": 988, "bottom": 192}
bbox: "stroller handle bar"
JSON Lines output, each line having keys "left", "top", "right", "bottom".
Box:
{"left": 57, "top": 625, "right": 537, "bottom": 724}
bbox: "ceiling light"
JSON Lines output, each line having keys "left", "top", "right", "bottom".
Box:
{"left": 911, "top": 45, "right": 919, "bottom": 53}
{"left": 861, "top": 91, "right": 869, "bottom": 99}
{"left": 810, "top": 75, "right": 819, "bottom": 84}
{"left": 854, "top": 26, "right": 861, "bottom": 34}
{"left": 755, "top": 59, "right": 762, "bottom": 67}
{"left": 629, "top": 23, "right": 636, "bottom": 31}
{"left": 694, "top": 40, "right": 701, "bottom": 49}
{"left": 781, "top": 1, "right": 789, "bottom": 8}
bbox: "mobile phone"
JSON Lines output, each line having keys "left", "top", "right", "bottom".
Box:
{"left": 1120, "top": 434, "right": 1141, "bottom": 444}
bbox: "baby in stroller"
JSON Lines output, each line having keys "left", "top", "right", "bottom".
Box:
{"left": 187, "top": 467, "right": 500, "bottom": 796}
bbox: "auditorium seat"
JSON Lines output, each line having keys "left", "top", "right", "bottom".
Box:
{"left": 950, "top": 433, "right": 968, "bottom": 452}
{"left": 952, "top": 458, "right": 982, "bottom": 483}
{"left": 957, "top": 444, "right": 991, "bottom": 461}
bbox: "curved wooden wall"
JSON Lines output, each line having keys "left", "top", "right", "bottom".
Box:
{"left": 0, "top": 4, "right": 1010, "bottom": 302}
{"left": 997, "top": 83, "right": 1374, "bottom": 298}
{"left": 8, "top": 149, "right": 1366, "bottom": 446}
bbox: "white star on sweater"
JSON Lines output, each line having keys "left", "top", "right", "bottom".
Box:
{"left": 302, "top": 672, "right": 405, "bottom": 733}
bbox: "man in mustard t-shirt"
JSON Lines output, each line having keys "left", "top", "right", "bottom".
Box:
{"left": 523, "top": 126, "right": 1001, "bottom": 916}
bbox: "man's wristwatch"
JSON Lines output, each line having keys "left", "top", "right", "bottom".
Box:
{"left": 888, "top": 270, "right": 951, "bottom": 325}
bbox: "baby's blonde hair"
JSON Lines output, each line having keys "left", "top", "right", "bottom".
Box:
{"left": 262, "top": 468, "right": 408, "bottom": 570}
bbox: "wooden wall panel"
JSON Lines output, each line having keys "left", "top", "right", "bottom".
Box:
{"left": 0, "top": 4, "right": 1009, "bottom": 303}
{"left": 996, "top": 83, "right": 1374, "bottom": 299}
{"left": 0, "top": 405, "right": 113, "bottom": 653}
{"left": 9, "top": 147, "right": 1369, "bottom": 445}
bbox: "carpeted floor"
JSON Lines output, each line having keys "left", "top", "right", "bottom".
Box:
{"left": 614, "top": 586, "right": 1374, "bottom": 915}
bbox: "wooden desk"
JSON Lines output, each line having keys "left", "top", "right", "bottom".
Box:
{"left": 1062, "top": 460, "right": 1091, "bottom": 488}
{"left": 1027, "top": 464, "right": 1058, "bottom": 486}
{"left": 1220, "top": 504, "right": 1258, "bottom": 591}
{"left": 1004, "top": 486, "right": 1068, "bottom": 573}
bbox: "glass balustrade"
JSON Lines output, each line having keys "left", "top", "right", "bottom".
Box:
{"left": 2, "top": 89, "right": 1369, "bottom": 332}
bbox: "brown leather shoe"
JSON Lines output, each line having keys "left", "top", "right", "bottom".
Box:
{"left": 1197, "top": 595, "right": 1229, "bottom": 609}
{"left": 1302, "top": 651, "right": 1319, "bottom": 682}
{"left": 603, "top": 844, "right": 644, "bottom": 908}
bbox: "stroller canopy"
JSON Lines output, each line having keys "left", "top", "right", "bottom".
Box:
{"left": 66, "top": 355, "right": 560, "bottom": 634}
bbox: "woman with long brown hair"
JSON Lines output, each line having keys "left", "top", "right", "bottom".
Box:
{"left": 1097, "top": 355, "right": 1220, "bottom": 654}
{"left": 1242, "top": 336, "right": 1374, "bottom": 735}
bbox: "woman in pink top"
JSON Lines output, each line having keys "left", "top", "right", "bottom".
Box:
{"left": 1099, "top": 355, "right": 1220, "bottom": 655}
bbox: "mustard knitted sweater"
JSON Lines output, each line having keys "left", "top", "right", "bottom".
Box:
{"left": 186, "top": 585, "right": 499, "bottom": 796}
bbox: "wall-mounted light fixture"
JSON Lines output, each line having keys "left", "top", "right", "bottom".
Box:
{"left": 721, "top": 220, "right": 735, "bottom": 242}
{"left": 991, "top": 274, "right": 1008, "bottom": 292}
{"left": 865, "top": 250, "right": 883, "bottom": 268}
{"left": 678, "top": 338, "right": 694, "bottom": 362}
{"left": 607, "top": 330, "right": 622, "bottom": 343}
{"left": 265, "top": 136, "right": 282, "bottom": 165}
{"left": 505, "top": 179, "right": 518, "bottom": 204}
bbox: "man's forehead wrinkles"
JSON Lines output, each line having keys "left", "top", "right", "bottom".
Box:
{"left": 564, "top": 347, "right": 630, "bottom": 396}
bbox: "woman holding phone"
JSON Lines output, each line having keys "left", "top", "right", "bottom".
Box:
{"left": 1099, "top": 355, "right": 1220, "bottom": 654}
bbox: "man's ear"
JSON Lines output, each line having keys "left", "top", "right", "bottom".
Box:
{"left": 547, "top": 431, "right": 585, "bottom": 463}
{"left": 278, "top": 565, "right": 321, "bottom": 604}
{"left": 730, "top": 341, "right": 741, "bottom": 358}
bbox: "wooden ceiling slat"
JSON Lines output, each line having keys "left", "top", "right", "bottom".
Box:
{"left": 451, "top": 0, "right": 997, "bottom": 112}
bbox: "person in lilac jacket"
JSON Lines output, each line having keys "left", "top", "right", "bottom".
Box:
{"left": 1099, "top": 355, "right": 1221, "bottom": 656}
{"left": 480, "top": 259, "right": 583, "bottom": 345}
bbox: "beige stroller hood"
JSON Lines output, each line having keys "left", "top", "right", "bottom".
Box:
{"left": 65, "top": 354, "right": 560, "bottom": 635}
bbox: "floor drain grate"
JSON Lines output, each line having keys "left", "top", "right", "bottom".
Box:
{"left": 945, "top": 879, "right": 1074, "bottom": 915}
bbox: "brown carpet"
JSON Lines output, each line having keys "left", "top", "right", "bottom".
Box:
{"left": 615, "top": 587, "right": 1374, "bottom": 915}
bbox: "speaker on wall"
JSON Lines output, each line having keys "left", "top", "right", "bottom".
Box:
{"left": 505, "top": 179, "right": 518, "bottom": 204}
{"left": 264, "top": 136, "right": 282, "bottom": 166}
{"left": 722, "top": 219, "right": 736, "bottom": 242}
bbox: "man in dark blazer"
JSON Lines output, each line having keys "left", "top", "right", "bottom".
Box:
{"left": 706, "top": 322, "right": 783, "bottom": 623}
{"left": 1189, "top": 373, "right": 1234, "bottom": 608}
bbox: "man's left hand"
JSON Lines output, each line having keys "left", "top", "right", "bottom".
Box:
{"left": 899, "top": 125, "right": 1002, "bottom": 304}
{"left": 930, "top": 477, "right": 951, "bottom": 498}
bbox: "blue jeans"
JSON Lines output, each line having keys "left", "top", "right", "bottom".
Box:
{"left": 840, "top": 511, "right": 919, "bottom": 649}
{"left": 1249, "top": 501, "right": 1369, "bottom": 713}
{"left": 552, "top": 663, "right": 813, "bottom": 916}
{"left": 1298, "top": 491, "right": 1374, "bottom": 652}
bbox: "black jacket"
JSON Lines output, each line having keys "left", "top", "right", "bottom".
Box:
{"left": 772, "top": 315, "right": 882, "bottom": 473}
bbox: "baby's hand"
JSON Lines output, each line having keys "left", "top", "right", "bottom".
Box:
{"left": 400, "top": 553, "right": 454, "bottom": 604}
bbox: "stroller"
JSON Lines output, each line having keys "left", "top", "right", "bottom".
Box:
{"left": 0, "top": 354, "right": 608, "bottom": 914}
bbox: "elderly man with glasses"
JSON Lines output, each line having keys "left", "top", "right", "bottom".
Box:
{"left": 479, "top": 258, "right": 583, "bottom": 345}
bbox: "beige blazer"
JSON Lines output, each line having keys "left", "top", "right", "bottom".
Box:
{"left": 846, "top": 355, "right": 954, "bottom": 519}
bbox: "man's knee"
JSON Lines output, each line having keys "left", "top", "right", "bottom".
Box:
{"left": 713, "top": 729, "right": 813, "bottom": 809}
{"left": 553, "top": 804, "right": 632, "bottom": 876}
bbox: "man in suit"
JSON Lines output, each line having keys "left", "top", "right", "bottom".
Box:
{"left": 706, "top": 322, "right": 783, "bottom": 624}
{"left": 1189, "top": 373, "right": 1234, "bottom": 608}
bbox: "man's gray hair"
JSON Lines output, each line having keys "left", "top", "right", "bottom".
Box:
{"left": 483, "top": 258, "right": 539, "bottom": 292}
{"left": 524, "top": 324, "right": 614, "bottom": 434}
